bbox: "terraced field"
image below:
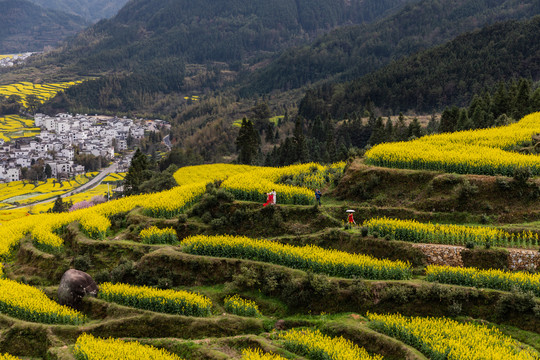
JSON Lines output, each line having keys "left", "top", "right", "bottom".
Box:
{"left": 0, "top": 152, "right": 538, "bottom": 359}
{"left": 0, "top": 114, "right": 40, "bottom": 142}
{"left": 0, "top": 80, "right": 84, "bottom": 107}
{"left": 0, "top": 174, "right": 95, "bottom": 207}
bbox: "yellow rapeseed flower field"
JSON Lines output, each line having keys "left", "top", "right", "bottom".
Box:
{"left": 224, "top": 294, "right": 261, "bottom": 317}
{"left": 0, "top": 175, "right": 93, "bottom": 206}
{"left": 367, "top": 313, "right": 539, "bottom": 360}
{"left": 364, "top": 217, "right": 539, "bottom": 248}
{"left": 0, "top": 115, "right": 39, "bottom": 142}
{"left": 242, "top": 349, "right": 286, "bottom": 360}
{"left": 0, "top": 277, "right": 85, "bottom": 324}
{"left": 0, "top": 81, "right": 84, "bottom": 107}
{"left": 99, "top": 282, "right": 212, "bottom": 316}
{"left": 139, "top": 226, "right": 178, "bottom": 244}
{"left": 181, "top": 234, "right": 412, "bottom": 280}
{"left": 74, "top": 333, "right": 183, "bottom": 360}
{"left": 279, "top": 328, "right": 382, "bottom": 360}
{"left": 365, "top": 112, "right": 540, "bottom": 176}
{"left": 0, "top": 162, "right": 342, "bottom": 260}
{"left": 0, "top": 353, "right": 20, "bottom": 360}
{"left": 426, "top": 264, "right": 540, "bottom": 296}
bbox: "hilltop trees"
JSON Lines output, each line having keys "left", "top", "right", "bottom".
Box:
{"left": 235, "top": 118, "right": 260, "bottom": 165}
{"left": 123, "top": 149, "right": 152, "bottom": 196}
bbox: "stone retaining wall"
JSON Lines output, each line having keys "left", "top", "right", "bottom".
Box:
{"left": 412, "top": 243, "right": 540, "bottom": 270}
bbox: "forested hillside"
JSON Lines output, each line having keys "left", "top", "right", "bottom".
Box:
{"left": 298, "top": 16, "right": 540, "bottom": 118}
{"left": 38, "top": 0, "right": 412, "bottom": 114}
{"left": 30, "top": 0, "right": 128, "bottom": 22}
{"left": 0, "top": 0, "right": 87, "bottom": 53}
{"left": 54, "top": 0, "right": 411, "bottom": 71}
{"left": 242, "top": 0, "right": 540, "bottom": 94}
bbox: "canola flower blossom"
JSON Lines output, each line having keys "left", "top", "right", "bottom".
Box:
{"left": 139, "top": 226, "right": 178, "bottom": 244}
{"left": 367, "top": 313, "right": 539, "bottom": 360}
{"left": 364, "top": 217, "right": 539, "bottom": 248}
{"left": 242, "top": 349, "right": 286, "bottom": 360}
{"left": 79, "top": 213, "right": 111, "bottom": 240}
{"left": 365, "top": 112, "right": 540, "bottom": 176}
{"left": 221, "top": 162, "right": 345, "bottom": 205}
{"left": 0, "top": 277, "right": 85, "bottom": 324}
{"left": 99, "top": 282, "right": 213, "bottom": 317}
{"left": 0, "top": 354, "right": 20, "bottom": 360}
{"left": 0, "top": 81, "right": 85, "bottom": 107}
{"left": 0, "top": 114, "right": 40, "bottom": 142}
{"left": 0, "top": 174, "right": 91, "bottom": 206}
{"left": 181, "top": 235, "right": 412, "bottom": 280}
{"left": 74, "top": 333, "right": 183, "bottom": 360}
{"left": 223, "top": 294, "right": 261, "bottom": 317}
{"left": 0, "top": 181, "right": 207, "bottom": 258}
{"left": 279, "top": 328, "right": 383, "bottom": 360}
{"left": 426, "top": 264, "right": 540, "bottom": 296}
{"left": 0, "top": 162, "right": 342, "bottom": 259}
{"left": 173, "top": 163, "right": 261, "bottom": 186}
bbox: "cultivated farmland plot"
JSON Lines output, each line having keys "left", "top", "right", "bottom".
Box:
{"left": 0, "top": 115, "right": 539, "bottom": 359}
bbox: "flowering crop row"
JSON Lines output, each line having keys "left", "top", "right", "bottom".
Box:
{"left": 79, "top": 213, "right": 111, "bottom": 240}
{"left": 364, "top": 217, "right": 539, "bottom": 248}
{"left": 0, "top": 162, "right": 341, "bottom": 257}
{"left": 140, "top": 226, "right": 178, "bottom": 245}
{"left": 0, "top": 278, "right": 85, "bottom": 324}
{"left": 0, "top": 81, "right": 84, "bottom": 108}
{"left": 0, "top": 354, "right": 20, "bottom": 360}
{"left": 0, "top": 180, "right": 207, "bottom": 257}
{"left": 181, "top": 235, "right": 412, "bottom": 280}
{"left": 242, "top": 349, "right": 285, "bottom": 360}
{"left": 279, "top": 328, "right": 382, "bottom": 360}
{"left": 0, "top": 175, "right": 91, "bottom": 205}
{"left": 365, "top": 112, "right": 540, "bottom": 176}
{"left": 74, "top": 333, "right": 183, "bottom": 360}
{"left": 224, "top": 294, "right": 261, "bottom": 317}
{"left": 426, "top": 264, "right": 540, "bottom": 296}
{"left": 102, "top": 172, "right": 126, "bottom": 182}
{"left": 367, "top": 313, "right": 538, "bottom": 360}
{"left": 0, "top": 114, "right": 39, "bottom": 142}
{"left": 173, "top": 164, "right": 260, "bottom": 186}
{"left": 221, "top": 163, "right": 345, "bottom": 205}
{"left": 98, "top": 282, "right": 212, "bottom": 317}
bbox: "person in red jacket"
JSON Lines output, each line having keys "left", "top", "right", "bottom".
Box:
{"left": 348, "top": 212, "right": 356, "bottom": 225}
{"left": 263, "top": 190, "right": 275, "bottom": 207}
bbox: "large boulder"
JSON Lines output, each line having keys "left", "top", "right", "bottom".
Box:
{"left": 58, "top": 269, "right": 98, "bottom": 308}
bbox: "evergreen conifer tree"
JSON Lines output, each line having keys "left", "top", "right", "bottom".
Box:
{"left": 235, "top": 118, "right": 259, "bottom": 164}
{"left": 123, "top": 148, "right": 151, "bottom": 196}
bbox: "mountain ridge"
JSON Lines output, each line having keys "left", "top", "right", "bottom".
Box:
{"left": 0, "top": 0, "right": 88, "bottom": 53}
{"left": 241, "top": 0, "right": 540, "bottom": 94}
{"left": 29, "top": 0, "right": 129, "bottom": 22}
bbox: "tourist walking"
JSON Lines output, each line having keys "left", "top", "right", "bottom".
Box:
{"left": 315, "top": 189, "right": 322, "bottom": 205}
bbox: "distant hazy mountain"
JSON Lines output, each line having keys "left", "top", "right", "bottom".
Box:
{"left": 30, "top": 0, "right": 129, "bottom": 22}
{"left": 0, "top": 0, "right": 88, "bottom": 53}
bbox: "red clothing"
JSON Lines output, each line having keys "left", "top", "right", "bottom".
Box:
{"left": 264, "top": 193, "right": 274, "bottom": 207}
{"left": 348, "top": 213, "right": 354, "bottom": 223}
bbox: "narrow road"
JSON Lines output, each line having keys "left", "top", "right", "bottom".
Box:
{"left": 12, "top": 162, "right": 119, "bottom": 209}
{"left": 163, "top": 134, "right": 172, "bottom": 149}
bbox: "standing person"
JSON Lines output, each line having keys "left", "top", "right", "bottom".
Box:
{"left": 315, "top": 189, "right": 322, "bottom": 205}
{"left": 272, "top": 189, "right": 277, "bottom": 205}
{"left": 348, "top": 212, "right": 356, "bottom": 226}
{"left": 264, "top": 190, "right": 274, "bottom": 207}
